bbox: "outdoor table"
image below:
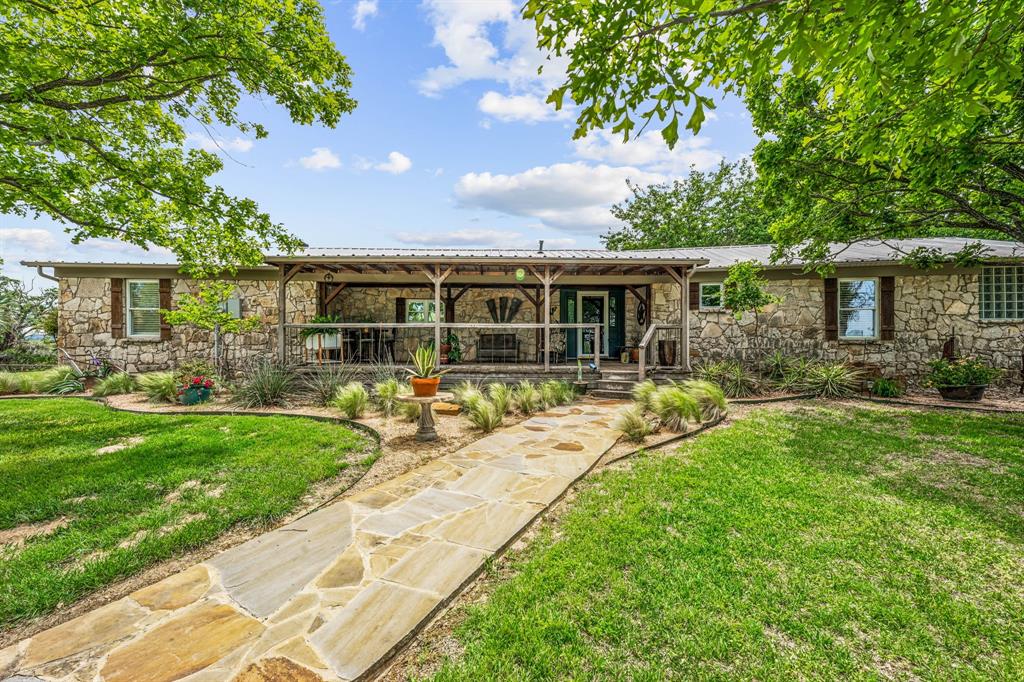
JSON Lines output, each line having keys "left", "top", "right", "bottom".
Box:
{"left": 395, "top": 391, "right": 454, "bottom": 442}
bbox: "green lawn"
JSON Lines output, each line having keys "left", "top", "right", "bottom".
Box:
{"left": 0, "top": 398, "right": 373, "bottom": 629}
{"left": 431, "top": 404, "right": 1024, "bottom": 680}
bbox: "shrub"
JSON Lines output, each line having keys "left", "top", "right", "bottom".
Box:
{"left": 48, "top": 377, "right": 85, "bottom": 395}
{"left": 511, "top": 379, "right": 542, "bottom": 415}
{"left": 138, "top": 372, "right": 179, "bottom": 403}
{"left": 681, "top": 379, "right": 728, "bottom": 421}
{"left": 231, "top": 362, "right": 297, "bottom": 407}
{"left": 93, "top": 372, "right": 137, "bottom": 396}
{"left": 0, "top": 373, "right": 17, "bottom": 394}
{"left": 173, "top": 359, "right": 217, "bottom": 387}
{"left": 761, "top": 350, "right": 791, "bottom": 382}
{"left": 332, "top": 382, "right": 370, "bottom": 418}
{"left": 651, "top": 385, "right": 702, "bottom": 432}
{"left": 486, "top": 382, "right": 512, "bottom": 416}
{"left": 614, "top": 407, "right": 655, "bottom": 443}
{"left": 869, "top": 377, "right": 904, "bottom": 398}
{"left": 696, "top": 359, "right": 759, "bottom": 398}
{"left": 452, "top": 380, "right": 484, "bottom": 410}
{"left": 466, "top": 399, "right": 503, "bottom": 432}
{"left": 374, "top": 377, "right": 408, "bottom": 417}
{"left": 924, "top": 357, "right": 1002, "bottom": 388}
{"left": 398, "top": 401, "right": 421, "bottom": 422}
{"left": 540, "top": 379, "right": 575, "bottom": 408}
{"left": 631, "top": 379, "right": 658, "bottom": 412}
{"left": 805, "top": 362, "right": 864, "bottom": 398}
{"left": 302, "top": 363, "right": 357, "bottom": 406}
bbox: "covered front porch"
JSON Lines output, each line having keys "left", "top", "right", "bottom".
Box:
{"left": 267, "top": 248, "right": 708, "bottom": 379}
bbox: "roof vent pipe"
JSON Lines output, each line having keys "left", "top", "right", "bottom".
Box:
{"left": 538, "top": 239, "right": 544, "bottom": 253}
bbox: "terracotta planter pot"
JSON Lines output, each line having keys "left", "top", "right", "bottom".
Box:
{"left": 411, "top": 377, "right": 441, "bottom": 397}
{"left": 936, "top": 384, "right": 988, "bottom": 402}
{"left": 629, "top": 348, "right": 640, "bottom": 363}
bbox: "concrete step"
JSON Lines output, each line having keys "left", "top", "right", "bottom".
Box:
{"left": 590, "top": 389, "right": 634, "bottom": 400}
{"left": 600, "top": 372, "right": 639, "bottom": 381}
{"left": 596, "top": 379, "right": 637, "bottom": 391}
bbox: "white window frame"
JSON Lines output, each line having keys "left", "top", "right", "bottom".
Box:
{"left": 125, "top": 279, "right": 162, "bottom": 339}
{"left": 698, "top": 282, "right": 723, "bottom": 310}
{"left": 405, "top": 298, "right": 445, "bottom": 323}
{"left": 980, "top": 265, "right": 1024, "bottom": 321}
{"left": 838, "top": 277, "right": 879, "bottom": 341}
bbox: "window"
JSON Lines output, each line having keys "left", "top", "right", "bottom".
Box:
{"left": 699, "top": 283, "right": 723, "bottom": 309}
{"left": 981, "top": 266, "right": 1024, "bottom": 320}
{"left": 405, "top": 299, "right": 445, "bottom": 322}
{"left": 838, "top": 278, "right": 878, "bottom": 339}
{"left": 126, "top": 280, "right": 161, "bottom": 337}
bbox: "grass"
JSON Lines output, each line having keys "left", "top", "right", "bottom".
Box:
{"left": 431, "top": 404, "right": 1024, "bottom": 680}
{"left": 0, "top": 398, "right": 372, "bottom": 629}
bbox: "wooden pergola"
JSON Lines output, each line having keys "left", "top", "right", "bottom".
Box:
{"left": 263, "top": 249, "right": 709, "bottom": 371}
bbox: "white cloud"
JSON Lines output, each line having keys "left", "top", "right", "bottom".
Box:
{"left": 374, "top": 151, "right": 412, "bottom": 175}
{"left": 352, "top": 0, "right": 378, "bottom": 31}
{"left": 300, "top": 147, "right": 342, "bottom": 171}
{"left": 573, "top": 129, "right": 723, "bottom": 174}
{"left": 477, "top": 91, "right": 569, "bottom": 124}
{"left": 394, "top": 229, "right": 577, "bottom": 249}
{"left": 186, "top": 133, "right": 253, "bottom": 153}
{"left": 454, "top": 162, "right": 664, "bottom": 234}
{"left": 0, "top": 228, "right": 58, "bottom": 251}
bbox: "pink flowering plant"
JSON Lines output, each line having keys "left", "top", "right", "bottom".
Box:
{"left": 178, "top": 375, "right": 215, "bottom": 405}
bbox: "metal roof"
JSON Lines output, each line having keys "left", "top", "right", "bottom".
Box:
{"left": 21, "top": 237, "right": 1024, "bottom": 270}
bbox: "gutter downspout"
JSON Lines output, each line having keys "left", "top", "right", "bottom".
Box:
{"left": 36, "top": 266, "right": 59, "bottom": 283}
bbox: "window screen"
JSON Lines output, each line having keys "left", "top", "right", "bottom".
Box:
{"left": 126, "top": 280, "right": 161, "bottom": 337}
{"left": 838, "top": 279, "right": 877, "bottom": 339}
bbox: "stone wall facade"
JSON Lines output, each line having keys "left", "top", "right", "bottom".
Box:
{"left": 58, "top": 277, "right": 316, "bottom": 374}
{"left": 664, "top": 271, "right": 1023, "bottom": 382}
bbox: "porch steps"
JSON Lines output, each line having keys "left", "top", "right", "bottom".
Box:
{"left": 591, "top": 369, "right": 640, "bottom": 400}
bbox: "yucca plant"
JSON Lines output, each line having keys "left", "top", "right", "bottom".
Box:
{"left": 631, "top": 379, "right": 658, "bottom": 412}
{"left": 231, "top": 362, "right": 297, "bottom": 407}
{"left": 696, "top": 359, "right": 759, "bottom": 398}
{"left": 374, "top": 377, "right": 408, "bottom": 417}
{"left": 651, "top": 385, "right": 702, "bottom": 432}
{"left": 332, "top": 381, "right": 370, "bottom": 418}
{"left": 302, "top": 363, "right": 357, "bottom": 406}
{"left": 511, "top": 379, "right": 542, "bottom": 415}
{"left": 614, "top": 406, "right": 655, "bottom": 443}
{"left": 681, "top": 379, "right": 728, "bottom": 421}
{"left": 761, "top": 350, "right": 791, "bottom": 382}
{"left": 92, "top": 372, "right": 137, "bottom": 396}
{"left": 138, "top": 372, "right": 179, "bottom": 404}
{"left": 466, "top": 399, "right": 503, "bottom": 432}
{"left": 778, "top": 358, "right": 813, "bottom": 392}
{"left": 805, "top": 362, "right": 864, "bottom": 398}
{"left": 486, "top": 382, "right": 512, "bottom": 416}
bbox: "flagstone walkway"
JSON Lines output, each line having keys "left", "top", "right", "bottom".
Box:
{"left": 1, "top": 400, "right": 626, "bottom": 682}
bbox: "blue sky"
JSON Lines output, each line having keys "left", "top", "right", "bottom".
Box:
{"left": 0, "top": 0, "right": 758, "bottom": 288}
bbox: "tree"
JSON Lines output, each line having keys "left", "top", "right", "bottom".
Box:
{"left": 603, "top": 159, "right": 775, "bottom": 250}
{"left": 0, "top": 274, "right": 57, "bottom": 362}
{"left": 1, "top": 1, "right": 356, "bottom": 276}
{"left": 526, "top": 0, "right": 1024, "bottom": 262}
{"left": 721, "top": 261, "right": 781, "bottom": 352}
{"left": 160, "top": 281, "right": 261, "bottom": 372}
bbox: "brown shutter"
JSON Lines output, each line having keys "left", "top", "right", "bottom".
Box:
{"left": 110, "top": 279, "right": 124, "bottom": 339}
{"left": 689, "top": 281, "right": 700, "bottom": 310}
{"left": 444, "top": 295, "right": 455, "bottom": 323}
{"left": 159, "top": 279, "right": 172, "bottom": 341}
{"left": 880, "top": 276, "right": 895, "bottom": 341}
{"left": 395, "top": 297, "right": 406, "bottom": 323}
{"left": 824, "top": 278, "right": 838, "bottom": 341}
{"left": 317, "top": 282, "right": 326, "bottom": 316}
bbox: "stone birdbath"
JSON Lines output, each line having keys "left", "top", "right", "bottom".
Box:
{"left": 396, "top": 391, "right": 454, "bottom": 442}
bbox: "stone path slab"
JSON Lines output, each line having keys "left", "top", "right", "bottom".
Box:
{"left": 1, "top": 400, "right": 626, "bottom": 682}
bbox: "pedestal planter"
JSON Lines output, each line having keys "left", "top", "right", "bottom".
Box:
{"left": 180, "top": 386, "right": 212, "bottom": 405}
{"left": 936, "top": 385, "right": 988, "bottom": 402}
{"left": 411, "top": 377, "right": 441, "bottom": 397}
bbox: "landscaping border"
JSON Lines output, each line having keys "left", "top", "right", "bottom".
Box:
{"left": 861, "top": 395, "right": 1024, "bottom": 415}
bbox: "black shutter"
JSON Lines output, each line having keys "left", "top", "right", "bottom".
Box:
{"left": 824, "top": 278, "right": 838, "bottom": 341}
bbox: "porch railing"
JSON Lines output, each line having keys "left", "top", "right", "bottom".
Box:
{"left": 638, "top": 323, "right": 687, "bottom": 381}
{"left": 282, "top": 322, "right": 603, "bottom": 371}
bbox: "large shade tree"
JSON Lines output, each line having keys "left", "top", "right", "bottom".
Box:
{"left": 0, "top": 0, "right": 356, "bottom": 276}
{"left": 526, "top": 0, "right": 1024, "bottom": 264}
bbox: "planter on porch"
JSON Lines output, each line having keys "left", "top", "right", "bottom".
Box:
{"left": 658, "top": 339, "right": 677, "bottom": 366}
{"left": 303, "top": 333, "right": 342, "bottom": 351}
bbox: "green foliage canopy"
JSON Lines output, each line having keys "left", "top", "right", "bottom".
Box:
{"left": 160, "top": 281, "right": 260, "bottom": 335}
{"left": 0, "top": 0, "right": 356, "bottom": 275}
{"left": 722, "top": 261, "right": 781, "bottom": 322}
{"left": 526, "top": 0, "right": 1024, "bottom": 262}
{"left": 603, "top": 159, "right": 774, "bottom": 250}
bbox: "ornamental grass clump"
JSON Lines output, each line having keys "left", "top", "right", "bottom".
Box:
{"left": 614, "top": 406, "right": 655, "bottom": 443}
{"left": 631, "top": 379, "right": 658, "bottom": 412}
{"left": 93, "top": 372, "right": 137, "bottom": 396}
{"left": 398, "top": 401, "right": 421, "bottom": 422}
{"left": 869, "top": 377, "right": 904, "bottom": 398}
{"left": 487, "top": 382, "right": 512, "bottom": 416}
{"left": 651, "top": 385, "right": 702, "bottom": 432}
{"left": 231, "top": 362, "right": 297, "bottom": 408}
{"left": 466, "top": 399, "right": 503, "bottom": 433}
{"left": 540, "top": 379, "right": 575, "bottom": 408}
{"left": 302, "top": 363, "right": 357, "bottom": 406}
{"left": 511, "top": 379, "right": 542, "bottom": 415}
{"left": 138, "top": 372, "right": 179, "bottom": 404}
{"left": 452, "top": 380, "right": 485, "bottom": 410}
{"left": 805, "top": 362, "right": 864, "bottom": 398}
{"left": 374, "top": 377, "right": 408, "bottom": 417}
{"left": 681, "top": 379, "right": 728, "bottom": 421}
{"left": 332, "top": 382, "right": 369, "bottom": 418}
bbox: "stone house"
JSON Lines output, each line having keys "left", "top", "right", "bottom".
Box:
{"left": 23, "top": 237, "right": 1024, "bottom": 384}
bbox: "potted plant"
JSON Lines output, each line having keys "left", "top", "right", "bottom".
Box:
{"left": 440, "top": 332, "right": 461, "bottom": 365}
{"left": 178, "top": 375, "right": 215, "bottom": 405}
{"left": 300, "top": 314, "right": 343, "bottom": 351}
{"left": 405, "top": 345, "right": 450, "bottom": 397}
{"left": 629, "top": 333, "right": 641, "bottom": 363}
{"left": 923, "top": 357, "right": 1002, "bottom": 401}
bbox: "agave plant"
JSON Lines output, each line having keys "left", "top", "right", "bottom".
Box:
{"left": 405, "top": 345, "right": 450, "bottom": 379}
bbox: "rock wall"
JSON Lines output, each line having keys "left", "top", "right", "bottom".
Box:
{"left": 652, "top": 272, "right": 1023, "bottom": 382}
{"left": 58, "top": 277, "right": 316, "bottom": 374}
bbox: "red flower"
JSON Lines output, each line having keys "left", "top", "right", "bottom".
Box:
{"left": 203, "top": 380, "right": 213, "bottom": 389}
{"left": 192, "top": 376, "right": 201, "bottom": 384}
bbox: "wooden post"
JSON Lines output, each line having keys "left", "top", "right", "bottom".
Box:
{"left": 277, "top": 265, "right": 287, "bottom": 364}
{"left": 434, "top": 264, "right": 442, "bottom": 369}
{"left": 682, "top": 267, "right": 691, "bottom": 371}
{"left": 543, "top": 266, "right": 551, "bottom": 372}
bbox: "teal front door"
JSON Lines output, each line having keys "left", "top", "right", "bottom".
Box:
{"left": 560, "top": 287, "right": 624, "bottom": 359}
